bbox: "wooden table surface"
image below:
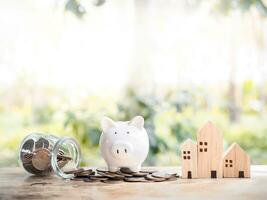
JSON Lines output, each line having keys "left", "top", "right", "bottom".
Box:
{"left": 0, "top": 165, "right": 267, "bottom": 200}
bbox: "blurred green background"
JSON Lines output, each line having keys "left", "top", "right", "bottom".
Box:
{"left": 0, "top": 0, "right": 267, "bottom": 167}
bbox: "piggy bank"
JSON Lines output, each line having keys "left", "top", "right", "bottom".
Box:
{"left": 99, "top": 116, "right": 149, "bottom": 172}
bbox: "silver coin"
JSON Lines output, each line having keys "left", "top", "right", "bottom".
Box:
{"left": 120, "top": 167, "right": 134, "bottom": 174}
{"left": 145, "top": 174, "right": 166, "bottom": 182}
{"left": 151, "top": 171, "right": 177, "bottom": 179}
{"left": 89, "top": 175, "right": 108, "bottom": 181}
{"left": 101, "top": 179, "right": 123, "bottom": 184}
{"left": 124, "top": 177, "right": 148, "bottom": 182}
{"left": 140, "top": 168, "right": 157, "bottom": 174}
{"left": 64, "top": 168, "right": 84, "bottom": 174}
{"left": 96, "top": 167, "right": 109, "bottom": 173}
{"left": 132, "top": 172, "right": 149, "bottom": 177}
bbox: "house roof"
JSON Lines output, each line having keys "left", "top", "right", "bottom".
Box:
{"left": 223, "top": 143, "right": 248, "bottom": 158}
{"left": 181, "top": 138, "right": 196, "bottom": 149}
{"left": 197, "top": 121, "right": 223, "bottom": 138}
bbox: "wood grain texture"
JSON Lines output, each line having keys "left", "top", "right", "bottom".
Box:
{"left": 197, "top": 122, "right": 223, "bottom": 178}
{"left": 0, "top": 166, "right": 266, "bottom": 200}
{"left": 223, "top": 143, "right": 250, "bottom": 178}
{"left": 181, "top": 139, "right": 197, "bottom": 178}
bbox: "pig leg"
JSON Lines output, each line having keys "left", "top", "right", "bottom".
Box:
{"left": 129, "top": 164, "right": 141, "bottom": 173}
{"left": 108, "top": 165, "right": 119, "bottom": 172}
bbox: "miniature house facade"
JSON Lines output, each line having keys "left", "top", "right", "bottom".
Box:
{"left": 181, "top": 139, "right": 197, "bottom": 179}
{"left": 223, "top": 143, "right": 250, "bottom": 178}
{"left": 180, "top": 122, "right": 250, "bottom": 179}
{"left": 197, "top": 122, "right": 223, "bottom": 178}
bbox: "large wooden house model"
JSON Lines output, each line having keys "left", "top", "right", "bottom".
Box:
{"left": 180, "top": 122, "right": 250, "bottom": 179}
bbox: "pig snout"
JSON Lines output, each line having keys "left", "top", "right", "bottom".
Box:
{"left": 111, "top": 142, "right": 133, "bottom": 159}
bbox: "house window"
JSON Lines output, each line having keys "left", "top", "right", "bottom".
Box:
{"left": 225, "top": 159, "right": 233, "bottom": 167}
{"left": 199, "top": 141, "right": 207, "bottom": 152}
{"left": 183, "top": 150, "right": 191, "bottom": 159}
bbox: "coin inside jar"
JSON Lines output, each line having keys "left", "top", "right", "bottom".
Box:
{"left": 19, "top": 134, "right": 81, "bottom": 177}
{"left": 32, "top": 148, "right": 51, "bottom": 171}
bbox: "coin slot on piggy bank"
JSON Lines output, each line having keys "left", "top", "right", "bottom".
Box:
{"left": 19, "top": 133, "right": 81, "bottom": 179}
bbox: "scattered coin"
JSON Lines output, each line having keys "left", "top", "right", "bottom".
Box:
{"left": 145, "top": 174, "right": 166, "bottom": 182}
{"left": 115, "top": 171, "right": 133, "bottom": 177}
{"left": 120, "top": 167, "right": 133, "bottom": 174}
{"left": 74, "top": 171, "right": 95, "bottom": 178}
{"left": 151, "top": 171, "right": 177, "bottom": 179}
{"left": 67, "top": 167, "right": 180, "bottom": 184}
{"left": 132, "top": 172, "right": 149, "bottom": 177}
{"left": 101, "top": 179, "right": 123, "bottom": 184}
{"left": 89, "top": 175, "right": 108, "bottom": 181}
{"left": 96, "top": 167, "right": 109, "bottom": 173}
{"left": 124, "top": 177, "right": 148, "bottom": 182}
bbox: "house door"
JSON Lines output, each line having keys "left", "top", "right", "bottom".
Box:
{"left": 239, "top": 171, "right": 244, "bottom": 178}
{"left": 211, "top": 170, "right": 217, "bottom": 178}
{"left": 187, "top": 171, "right": 192, "bottom": 179}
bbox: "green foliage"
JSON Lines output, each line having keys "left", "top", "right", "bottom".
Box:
{"left": 64, "top": 111, "right": 101, "bottom": 147}
{"left": 0, "top": 80, "right": 267, "bottom": 166}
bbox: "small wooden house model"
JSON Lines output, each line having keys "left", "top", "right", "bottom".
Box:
{"left": 181, "top": 139, "right": 197, "bottom": 179}
{"left": 180, "top": 121, "right": 251, "bottom": 179}
{"left": 197, "top": 122, "right": 223, "bottom": 178}
{"left": 223, "top": 143, "right": 250, "bottom": 178}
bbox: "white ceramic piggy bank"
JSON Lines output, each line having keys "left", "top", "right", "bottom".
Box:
{"left": 99, "top": 116, "right": 149, "bottom": 172}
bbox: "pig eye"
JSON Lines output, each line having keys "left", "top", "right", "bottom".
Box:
{"left": 127, "top": 131, "right": 129, "bottom": 134}
{"left": 114, "top": 132, "right": 117, "bottom": 134}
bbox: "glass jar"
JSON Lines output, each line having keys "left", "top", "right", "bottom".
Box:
{"left": 19, "top": 133, "right": 81, "bottom": 179}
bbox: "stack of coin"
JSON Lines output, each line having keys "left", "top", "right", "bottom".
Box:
{"left": 67, "top": 167, "right": 179, "bottom": 184}
{"left": 20, "top": 137, "right": 72, "bottom": 175}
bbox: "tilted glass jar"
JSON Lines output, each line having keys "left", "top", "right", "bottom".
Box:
{"left": 19, "top": 133, "right": 81, "bottom": 179}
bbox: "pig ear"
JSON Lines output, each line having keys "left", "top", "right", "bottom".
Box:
{"left": 129, "top": 116, "right": 144, "bottom": 129}
{"left": 101, "top": 117, "right": 115, "bottom": 133}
